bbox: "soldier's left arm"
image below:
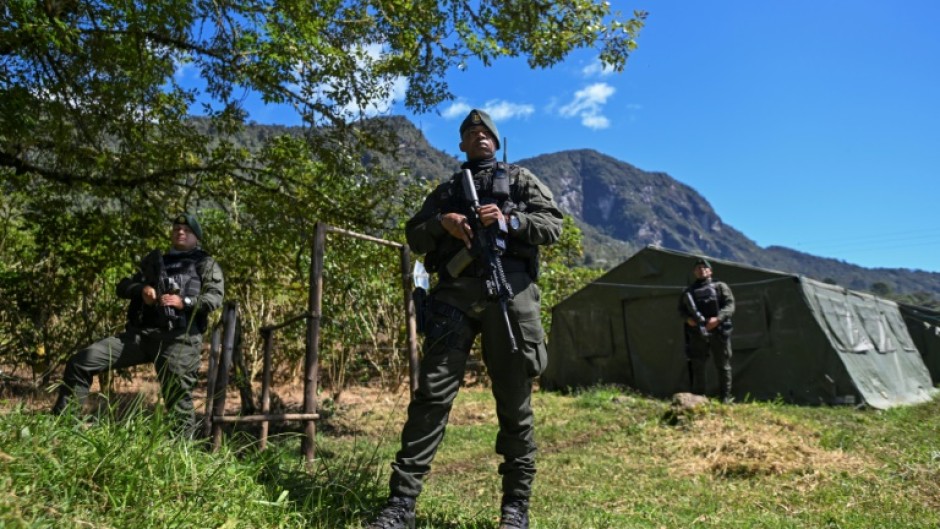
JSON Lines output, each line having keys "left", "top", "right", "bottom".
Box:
{"left": 195, "top": 258, "right": 225, "bottom": 313}
{"left": 510, "top": 167, "right": 563, "bottom": 246}
{"left": 717, "top": 282, "right": 735, "bottom": 321}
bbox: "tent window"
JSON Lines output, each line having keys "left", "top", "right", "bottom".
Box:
{"left": 814, "top": 291, "right": 874, "bottom": 353}
{"left": 854, "top": 301, "right": 899, "bottom": 354}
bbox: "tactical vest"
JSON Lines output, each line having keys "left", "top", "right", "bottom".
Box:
{"left": 690, "top": 281, "right": 720, "bottom": 318}
{"left": 424, "top": 162, "right": 539, "bottom": 279}
{"left": 128, "top": 249, "right": 211, "bottom": 334}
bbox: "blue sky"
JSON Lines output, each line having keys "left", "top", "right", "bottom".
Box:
{"left": 232, "top": 1, "right": 940, "bottom": 273}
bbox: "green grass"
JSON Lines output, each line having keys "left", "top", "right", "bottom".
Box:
{"left": 2, "top": 387, "right": 939, "bottom": 528}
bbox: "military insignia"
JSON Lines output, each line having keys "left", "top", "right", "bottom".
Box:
{"left": 174, "top": 215, "right": 186, "bottom": 225}
{"left": 471, "top": 112, "right": 481, "bottom": 125}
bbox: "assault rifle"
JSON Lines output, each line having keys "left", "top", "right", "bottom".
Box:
{"left": 447, "top": 168, "right": 518, "bottom": 353}
{"left": 142, "top": 249, "right": 181, "bottom": 330}
{"left": 684, "top": 291, "right": 709, "bottom": 338}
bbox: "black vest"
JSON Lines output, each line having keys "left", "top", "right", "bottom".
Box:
{"left": 424, "top": 162, "right": 538, "bottom": 278}
{"left": 690, "top": 281, "right": 720, "bottom": 318}
{"left": 128, "top": 249, "right": 210, "bottom": 334}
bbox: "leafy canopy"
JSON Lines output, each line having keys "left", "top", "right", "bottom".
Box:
{"left": 1, "top": 0, "right": 646, "bottom": 195}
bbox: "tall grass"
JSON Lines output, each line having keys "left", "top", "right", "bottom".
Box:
{"left": 2, "top": 387, "right": 939, "bottom": 528}
{"left": 0, "top": 401, "right": 387, "bottom": 528}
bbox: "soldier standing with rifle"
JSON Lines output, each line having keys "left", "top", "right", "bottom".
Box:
{"left": 52, "top": 213, "right": 224, "bottom": 436}
{"left": 678, "top": 258, "right": 735, "bottom": 403}
{"left": 366, "top": 109, "right": 563, "bottom": 529}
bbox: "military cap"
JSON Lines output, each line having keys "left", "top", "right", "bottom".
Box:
{"left": 459, "top": 109, "right": 501, "bottom": 150}
{"left": 173, "top": 212, "right": 204, "bottom": 241}
{"left": 694, "top": 258, "right": 712, "bottom": 269}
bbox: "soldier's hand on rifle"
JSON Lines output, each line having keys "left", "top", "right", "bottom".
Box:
{"left": 705, "top": 317, "right": 720, "bottom": 331}
{"left": 686, "top": 317, "right": 698, "bottom": 327}
{"left": 476, "top": 203, "right": 504, "bottom": 228}
{"left": 441, "top": 212, "right": 473, "bottom": 249}
{"left": 161, "top": 294, "right": 184, "bottom": 310}
{"left": 142, "top": 286, "right": 158, "bottom": 306}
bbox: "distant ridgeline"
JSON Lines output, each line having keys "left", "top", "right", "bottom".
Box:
{"left": 235, "top": 117, "right": 940, "bottom": 302}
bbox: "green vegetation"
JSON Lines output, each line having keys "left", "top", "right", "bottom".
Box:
{"left": 0, "top": 0, "right": 646, "bottom": 392}
{"left": 3, "top": 387, "right": 938, "bottom": 528}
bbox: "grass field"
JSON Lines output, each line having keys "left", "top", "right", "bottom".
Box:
{"left": 1, "top": 383, "right": 938, "bottom": 528}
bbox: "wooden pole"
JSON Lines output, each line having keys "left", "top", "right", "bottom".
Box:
{"left": 203, "top": 326, "right": 221, "bottom": 439}
{"left": 259, "top": 328, "right": 274, "bottom": 450}
{"left": 400, "top": 245, "right": 419, "bottom": 397}
{"left": 211, "top": 301, "right": 238, "bottom": 451}
{"left": 303, "top": 222, "right": 326, "bottom": 466}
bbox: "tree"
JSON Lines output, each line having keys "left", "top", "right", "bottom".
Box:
{"left": 2, "top": 0, "right": 646, "bottom": 195}
{"left": 0, "top": 0, "right": 646, "bottom": 379}
{"left": 871, "top": 281, "right": 892, "bottom": 297}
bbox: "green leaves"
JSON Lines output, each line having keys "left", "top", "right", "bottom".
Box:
{"left": 0, "top": 0, "right": 646, "bottom": 381}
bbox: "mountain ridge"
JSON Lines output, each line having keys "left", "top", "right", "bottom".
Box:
{"left": 247, "top": 116, "right": 940, "bottom": 300}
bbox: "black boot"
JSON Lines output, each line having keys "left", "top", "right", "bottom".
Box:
{"left": 365, "top": 495, "right": 416, "bottom": 529}
{"left": 499, "top": 496, "right": 529, "bottom": 529}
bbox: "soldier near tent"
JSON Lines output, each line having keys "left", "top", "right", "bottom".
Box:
{"left": 678, "top": 257, "right": 736, "bottom": 403}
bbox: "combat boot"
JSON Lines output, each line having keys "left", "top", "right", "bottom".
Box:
{"left": 498, "top": 496, "right": 529, "bottom": 529}
{"left": 364, "top": 495, "right": 416, "bottom": 529}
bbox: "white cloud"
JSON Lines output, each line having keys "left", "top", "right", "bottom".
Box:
{"left": 559, "top": 83, "right": 616, "bottom": 130}
{"left": 582, "top": 58, "right": 615, "bottom": 78}
{"left": 481, "top": 100, "right": 534, "bottom": 121}
{"left": 443, "top": 99, "right": 534, "bottom": 122}
{"left": 442, "top": 99, "right": 534, "bottom": 124}
{"left": 173, "top": 57, "right": 196, "bottom": 81}
{"left": 582, "top": 114, "right": 610, "bottom": 129}
{"left": 442, "top": 101, "right": 473, "bottom": 119}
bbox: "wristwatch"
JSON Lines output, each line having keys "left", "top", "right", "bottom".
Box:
{"left": 509, "top": 214, "right": 521, "bottom": 231}
{"left": 183, "top": 296, "right": 193, "bottom": 308}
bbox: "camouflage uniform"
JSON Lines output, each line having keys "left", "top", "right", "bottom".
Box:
{"left": 679, "top": 276, "right": 735, "bottom": 401}
{"left": 54, "top": 231, "right": 224, "bottom": 434}
{"left": 389, "top": 157, "right": 562, "bottom": 507}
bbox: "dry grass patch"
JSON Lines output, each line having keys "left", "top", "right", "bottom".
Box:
{"left": 666, "top": 410, "right": 871, "bottom": 484}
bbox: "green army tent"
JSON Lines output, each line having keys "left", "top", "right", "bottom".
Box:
{"left": 542, "top": 247, "right": 937, "bottom": 409}
{"left": 898, "top": 303, "right": 940, "bottom": 385}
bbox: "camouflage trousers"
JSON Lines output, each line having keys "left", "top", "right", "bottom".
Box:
{"left": 686, "top": 329, "right": 733, "bottom": 400}
{"left": 389, "top": 279, "right": 547, "bottom": 499}
{"left": 53, "top": 327, "right": 203, "bottom": 434}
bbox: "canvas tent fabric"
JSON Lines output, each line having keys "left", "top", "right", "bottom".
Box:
{"left": 543, "top": 247, "right": 937, "bottom": 409}
{"left": 898, "top": 303, "right": 940, "bottom": 385}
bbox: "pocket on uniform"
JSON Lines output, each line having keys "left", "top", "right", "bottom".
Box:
{"left": 424, "top": 311, "right": 461, "bottom": 356}
{"left": 517, "top": 316, "right": 547, "bottom": 378}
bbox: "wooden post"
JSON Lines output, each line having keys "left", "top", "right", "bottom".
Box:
{"left": 203, "top": 326, "right": 221, "bottom": 439}
{"left": 259, "top": 328, "right": 274, "bottom": 450}
{"left": 211, "top": 301, "right": 238, "bottom": 451}
{"left": 303, "top": 222, "right": 326, "bottom": 466}
{"left": 400, "top": 245, "right": 419, "bottom": 397}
